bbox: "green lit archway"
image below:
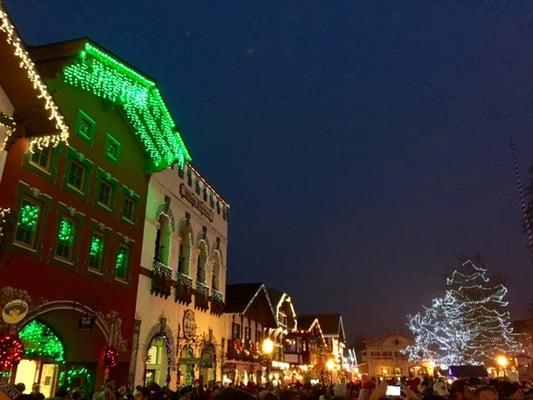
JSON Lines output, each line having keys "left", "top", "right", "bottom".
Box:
{"left": 19, "top": 320, "right": 66, "bottom": 363}
{"left": 15, "top": 320, "right": 65, "bottom": 398}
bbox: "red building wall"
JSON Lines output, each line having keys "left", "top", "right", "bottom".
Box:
{"left": 0, "top": 74, "right": 150, "bottom": 385}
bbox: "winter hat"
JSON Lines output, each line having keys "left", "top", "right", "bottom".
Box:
{"left": 433, "top": 381, "right": 450, "bottom": 397}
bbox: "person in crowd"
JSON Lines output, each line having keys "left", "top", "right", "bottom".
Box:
{"left": 29, "top": 384, "right": 44, "bottom": 400}
{"left": 190, "top": 380, "right": 206, "bottom": 400}
{"left": 472, "top": 386, "right": 499, "bottom": 400}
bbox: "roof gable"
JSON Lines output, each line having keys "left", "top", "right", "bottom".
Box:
{"left": 225, "top": 283, "right": 276, "bottom": 327}
{"left": 299, "top": 314, "right": 346, "bottom": 342}
{"left": 31, "top": 39, "right": 191, "bottom": 172}
{"left": 0, "top": 1, "right": 69, "bottom": 149}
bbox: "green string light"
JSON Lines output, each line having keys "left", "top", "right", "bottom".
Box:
{"left": 115, "top": 247, "right": 128, "bottom": 278}
{"left": 57, "top": 218, "right": 74, "bottom": 244}
{"left": 18, "top": 203, "right": 39, "bottom": 229}
{"left": 89, "top": 235, "right": 103, "bottom": 257}
{"left": 63, "top": 42, "right": 191, "bottom": 171}
{"left": 60, "top": 366, "right": 93, "bottom": 394}
{"left": 19, "top": 320, "right": 65, "bottom": 363}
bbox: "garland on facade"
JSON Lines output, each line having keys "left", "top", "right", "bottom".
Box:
{"left": 103, "top": 345, "right": 119, "bottom": 369}
{"left": 19, "top": 320, "right": 65, "bottom": 363}
{"left": 0, "top": 333, "right": 24, "bottom": 370}
{"left": 405, "top": 260, "right": 521, "bottom": 365}
{"left": 0, "top": 208, "right": 10, "bottom": 242}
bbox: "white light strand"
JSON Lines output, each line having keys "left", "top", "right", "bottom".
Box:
{"left": 0, "top": 114, "right": 14, "bottom": 151}
{"left": 0, "top": 208, "right": 10, "bottom": 240}
{"left": 405, "top": 260, "right": 521, "bottom": 365}
{"left": 0, "top": 2, "right": 69, "bottom": 149}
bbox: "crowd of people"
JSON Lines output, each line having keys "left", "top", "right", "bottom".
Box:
{"left": 5, "top": 376, "right": 533, "bottom": 400}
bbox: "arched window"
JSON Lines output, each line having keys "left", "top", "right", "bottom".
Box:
{"left": 177, "top": 228, "right": 192, "bottom": 275}
{"left": 154, "top": 214, "right": 171, "bottom": 265}
{"left": 212, "top": 252, "right": 221, "bottom": 291}
{"left": 196, "top": 241, "right": 208, "bottom": 284}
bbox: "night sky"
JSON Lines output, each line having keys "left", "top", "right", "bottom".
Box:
{"left": 7, "top": 1, "right": 533, "bottom": 343}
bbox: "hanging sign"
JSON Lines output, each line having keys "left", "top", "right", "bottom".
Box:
{"left": 182, "top": 310, "right": 196, "bottom": 339}
{"left": 2, "top": 300, "right": 28, "bottom": 324}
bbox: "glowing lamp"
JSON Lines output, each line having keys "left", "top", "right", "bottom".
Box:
{"left": 262, "top": 338, "right": 274, "bottom": 355}
{"left": 496, "top": 355, "right": 509, "bottom": 368}
{"left": 326, "top": 359, "right": 335, "bottom": 371}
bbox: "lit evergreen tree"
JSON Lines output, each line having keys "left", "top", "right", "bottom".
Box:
{"left": 405, "top": 260, "right": 520, "bottom": 365}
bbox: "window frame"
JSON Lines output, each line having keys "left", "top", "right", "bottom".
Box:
{"left": 64, "top": 147, "right": 93, "bottom": 199}
{"left": 13, "top": 197, "right": 42, "bottom": 250}
{"left": 120, "top": 185, "right": 140, "bottom": 225}
{"left": 87, "top": 231, "right": 106, "bottom": 274}
{"left": 114, "top": 244, "right": 130, "bottom": 282}
{"left": 95, "top": 169, "right": 118, "bottom": 212}
{"left": 76, "top": 109, "right": 96, "bottom": 145}
{"left": 104, "top": 133, "right": 121, "bottom": 165}
{"left": 54, "top": 215, "right": 77, "bottom": 263}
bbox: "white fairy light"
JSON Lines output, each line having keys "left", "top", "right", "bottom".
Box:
{"left": 0, "top": 1, "right": 69, "bottom": 149}
{"left": 405, "top": 260, "right": 521, "bottom": 365}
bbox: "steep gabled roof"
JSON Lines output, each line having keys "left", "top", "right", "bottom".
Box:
{"left": 225, "top": 283, "right": 277, "bottom": 327}
{"left": 266, "top": 288, "right": 284, "bottom": 307}
{"left": 30, "top": 38, "right": 191, "bottom": 172}
{"left": 298, "top": 314, "right": 346, "bottom": 342}
{"left": 0, "top": 1, "right": 69, "bottom": 149}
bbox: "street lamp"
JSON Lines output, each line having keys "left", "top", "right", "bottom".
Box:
{"left": 262, "top": 338, "right": 274, "bottom": 382}
{"left": 326, "top": 358, "right": 335, "bottom": 385}
{"left": 496, "top": 355, "right": 509, "bottom": 379}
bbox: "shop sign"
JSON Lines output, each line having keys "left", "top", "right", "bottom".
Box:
{"left": 182, "top": 310, "right": 196, "bottom": 339}
{"left": 2, "top": 300, "right": 28, "bottom": 324}
{"left": 178, "top": 357, "right": 200, "bottom": 365}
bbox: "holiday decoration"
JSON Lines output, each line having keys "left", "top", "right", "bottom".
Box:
{"left": 103, "top": 345, "right": 119, "bottom": 369}
{"left": 19, "top": 320, "right": 65, "bottom": 363}
{"left": 0, "top": 3, "right": 69, "bottom": 149}
{"left": 114, "top": 248, "right": 128, "bottom": 278}
{"left": 18, "top": 204, "right": 39, "bottom": 229}
{"left": 89, "top": 235, "right": 103, "bottom": 257}
{"left": 405, "top": 260, "right": 521, "bottom": 365}
{"left": 60, "top": 366, "right": 93, "bottom": 394}
{"left": 63, "top": 42, "right": 190, "bottom": 170}
{"left": 0, "top": 208, "right": 10, "bottom": 241}
{"left": 0, "top": 333, "right": 24, "bottom": 370}
{"left": 57, "top": 218, "right": 74, "bottom": 244}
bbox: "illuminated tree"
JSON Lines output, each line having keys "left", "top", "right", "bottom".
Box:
{"left": 406, "top": 260, "right": 520, "bottom": 365}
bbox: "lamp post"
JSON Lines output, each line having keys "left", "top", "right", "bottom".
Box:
{"left": 326, "top": 358, "right": 335, "bottom": 386}
{"left": 496, "top": 355, "right": 509, "bottom": 379}
{"left": 262, "top": 338, "right": 274, "bottom": 383}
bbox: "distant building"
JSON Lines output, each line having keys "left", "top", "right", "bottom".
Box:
{"left": 513, "top": 319, "right": 533, "bottom": 380}
{"left": 298, "top": 314, "right": 346, "bottom": 366}
{"left": 359, "top": 332, "right": 411, "bottom": 377}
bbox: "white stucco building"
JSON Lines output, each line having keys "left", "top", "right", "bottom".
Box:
{"left": 133, "top": 162, "right": 229, "bottom": 388}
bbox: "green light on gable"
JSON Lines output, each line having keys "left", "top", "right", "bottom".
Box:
{"left": 63, "top": 42, "right": 191, "bottom": 171}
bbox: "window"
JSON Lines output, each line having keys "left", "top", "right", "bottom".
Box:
{"left": 187, "top": 169, "right": 192, "bottom": 186}
{"left": 177, "top": 165, "right": 184, "bottom": 178}
{"left": 216, "top": 202, "right": 220, "bottom": 215}
{"left": 87, "top": 233, "right": 105, "bottom": 272}
{"left": 104, "top": 134, "right": 121, "bottom": 164}
{"left": 29, "top": 147, "right": 52, "bottom": 172}
{"left": 76, "top": 110, "right": 95, "bottom": 144}
{"left": 122, "top": 196, "right": 136, "bottom": 222}
{"left": 209, "top": 195, "right": 214, "bottom": 208}
{"left": 244, "top": 327, "right": 251, "bottom": 341}
{"left": 115, "top": 246, "right": 129, "bottom": 281}
{"left": 97, "top": 179, "right": 113, "bottom": 208}
{"left": 67, "top": 160, "right": 86, "bottom": 191}
{"left": 55, "top": 217, "right": 75, "bottom": 261}
{"left": 203, "top": 188, "right": 207, "bottom": 202}
{"left": 232, "top": 323, "right": 241, "bottom": 339}
{"left": 14, "top": 199, "right": 41, "bottom": 248}
{"left": 195, "top": 179, "right": 201, "bottom": 194}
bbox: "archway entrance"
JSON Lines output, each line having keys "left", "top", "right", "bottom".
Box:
{"left": 15, "top": 320, "right": 64, "bottom": 398}
{"left": 178, "top": 346, "right": 195, "bottom": 386}
{"left": 199, "top": 344, "right": 216, "bottom": 384}
{"left": 144, "top": 335, "right": 170, "bottom": 387}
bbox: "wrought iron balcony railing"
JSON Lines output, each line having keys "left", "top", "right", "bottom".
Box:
{"left": 210, "top": 289, "right": 225, "bottom": 315}
{"left": 151, "top": 261, "right": 172, "bottom": 298}
{"left": 195, "top": 281, "right": 210, "bottom": 310}
{"left": 175, "top": 271, "right": 193, "bottom": 304}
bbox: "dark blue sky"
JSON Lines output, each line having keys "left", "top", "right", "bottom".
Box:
{"left": 7, "top": 1, "right": 533, "bottom": 341}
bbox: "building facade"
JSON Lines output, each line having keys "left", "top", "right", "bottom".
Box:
{"left": 359, "top": 332, "right": 411, "bottom": 377}
{"left": 133, "top": 163, "right": 229, "bottom": 389}
{"left": 223, "top": 283, "right": 277, "bottom": 385}
{"left": 0, "top": 29, "right": 190, "bottom": 396}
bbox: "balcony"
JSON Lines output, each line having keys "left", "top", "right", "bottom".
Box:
{"left": 210, "top": 289, "right": 225, "bottom": 315}
{"left": 195, "top": 282, "right": 209, "bottom": 310}
{"left": 175, "top": 272, "right": 192, "bottom": 304}
{"left": 151, "top": 261, "right": 172, "bottom": 298}
{"left": 226, "top": 339, "right": 260, "bottom": 361}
